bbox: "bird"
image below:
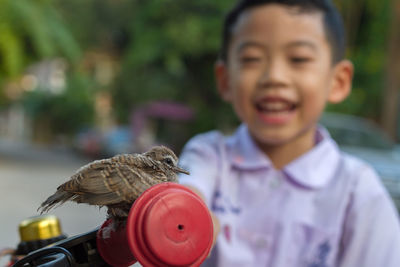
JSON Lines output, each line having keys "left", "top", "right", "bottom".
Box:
{"left": 38, "top": 146, "right": 189, "bottom": 224}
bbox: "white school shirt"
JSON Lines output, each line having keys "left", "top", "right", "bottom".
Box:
{"left": 178, "top": 124, "right": 400, "bottom": 267}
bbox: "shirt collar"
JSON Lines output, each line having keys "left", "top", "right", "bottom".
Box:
{"left": 283, "top": 127, "right": 341, "bottom": 189}
{"left": 227, "top": 124, "right": 341, "bottom": 189}
{"left": 227, "top": 124, "right": 274, "bottom": 170}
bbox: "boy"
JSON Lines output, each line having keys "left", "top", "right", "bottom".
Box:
{"left": 179, "top": 0, "right": 400, "bottom": 266}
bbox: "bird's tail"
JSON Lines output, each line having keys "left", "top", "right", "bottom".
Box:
{"left": 37, "top": 190, "right": 75, "bottom": 214}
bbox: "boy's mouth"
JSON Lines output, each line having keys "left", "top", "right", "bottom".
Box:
{"left": 255, "top": 96, "right": 298, "bottom": 111}
{"left": 255, "top": 101, "right": 297, "bottom": 112}
{"left": 254, "top": 97, "right": 298, "bottom": 124}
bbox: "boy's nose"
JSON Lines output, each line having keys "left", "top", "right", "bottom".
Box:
{"left": 258, "top": 60, "right": 289, "bottom": 89}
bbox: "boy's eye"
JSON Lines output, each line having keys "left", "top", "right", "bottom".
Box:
{"left": 240, "top": 56, "right": 262, "bottom": 64}
{"left": 290, "top": 57, "right": 312, "bottom": 64}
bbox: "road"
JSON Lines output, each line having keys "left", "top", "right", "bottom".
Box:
{"left": 0, "top": 140, "right": 107, "bottom": 266}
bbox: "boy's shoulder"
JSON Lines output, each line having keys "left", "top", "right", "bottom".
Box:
{"left": 337, "top": 151, "right": 390, "bottom": 202}
{"left": 185, "top": 124, "right": 252, "bottom": 146}
{"left": 340, "top": 151, "right": 380, "bottom": 183}
{"left": 183, "top": 125, "right": 254, "bottom": 159}
{"left": 182, "top": 127, "right": 246, "bottom": 165}
{"left": 184, "top": 129, "right": 227, "bottom": 150}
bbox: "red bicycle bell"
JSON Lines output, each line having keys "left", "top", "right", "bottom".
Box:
{"left": 96, "top": 182, "right": 213, "bottom": 267}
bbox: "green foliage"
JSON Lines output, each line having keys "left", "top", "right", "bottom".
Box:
{"left": 0, "top": 0, "right": 86, "bottom": 140}
{"left": 329, "top": 0, "right": 391, "bottom": 120}
{"left": 111, "top": 0, "right": 238, "bottom": 135}
{"left": 53, "top": 0, "right": 134, "bottom": 51}
{"left": 109, "top": 0, "right": 392, "bottom": 134}
{"left": 0, "top": 0, "right": 80, "bottom": 102}
{"left": 0, "top": 0, "right": 393, "bottom": 143}
{"left": 22, "top": 73, "right": 95, "bottom": 136}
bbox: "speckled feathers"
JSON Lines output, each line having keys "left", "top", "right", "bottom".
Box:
{"left": 38, "top": 146, "right": 189, "bottom": 220}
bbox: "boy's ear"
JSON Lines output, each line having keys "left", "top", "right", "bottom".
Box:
{"left": 215, "top": 60, "right": 232, "bottom": 102}
{"left": 328, "top": 60, "right": 354, "bottom": 103}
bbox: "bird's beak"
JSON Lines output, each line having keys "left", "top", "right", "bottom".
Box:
{"left": 174, "top": 166, "right": 190, "bottom": 175}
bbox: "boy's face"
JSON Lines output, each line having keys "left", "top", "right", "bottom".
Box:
{"left": 216, "top": 4, "right": 352, "bottom": 150}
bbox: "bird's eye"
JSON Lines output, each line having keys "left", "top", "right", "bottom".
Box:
{"left": 164, "top": 158, "right": 173, "bottom": 165}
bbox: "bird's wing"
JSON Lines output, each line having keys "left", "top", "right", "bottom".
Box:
{"left": 39, "top": 154, "right": 169, "bottom": 213}
{"left": 60, "top": 159, "right": 165, "bottom": 206}
{"left": 64, "top": 154, "right": 137, "bottom": 195}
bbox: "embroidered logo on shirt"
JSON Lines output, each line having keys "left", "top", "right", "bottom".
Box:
{"left": 307, "top": 240, "right": 331, "bottom": 267}
{"left": 212, "top": 190, "right": 241, "bottom": 214}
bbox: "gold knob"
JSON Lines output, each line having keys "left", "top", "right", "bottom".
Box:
{"left": 18, "top": 215, "right": 62, "bottom": 242}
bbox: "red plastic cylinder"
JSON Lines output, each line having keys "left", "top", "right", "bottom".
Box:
{"left": 96, "top": 182, "right": 213, "bottom": 267}
{"left": 97, "top": 218, "right": 137, "bottom": 267}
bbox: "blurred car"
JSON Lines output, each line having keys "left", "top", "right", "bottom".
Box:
{"left": 74, "top": 127, "right": 103, "bottom": 158}
{"left": 319, "top": 112, "right": 400, "bottom": 210}
{"left": 74, "top": 126, "right": 135, "bottom": 159}
{"left": 102, "top": 126, "right": 134, "bottom": 156}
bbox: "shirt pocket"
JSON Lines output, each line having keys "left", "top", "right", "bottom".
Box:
{"left": 293, "top": 222, "right": 337, "bottom": 267}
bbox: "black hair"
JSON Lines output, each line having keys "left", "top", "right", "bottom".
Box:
{"left": 220, "top": 0, "right": 346, "bottom": 64}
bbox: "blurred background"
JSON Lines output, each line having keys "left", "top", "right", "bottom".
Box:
{"left": 0, "top": 0, "right": 399, "bottom": 264}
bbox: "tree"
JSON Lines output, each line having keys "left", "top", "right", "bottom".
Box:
{"left": 381, "top": 0, "right": 400, "bottom": 140}
{"left": 34, "top": 0, "right": 397, "bottom": 143}
{"left": 111, "top": 0, "right": 237, "bottom": 135}
{"left": 331, "top": 0, "right": 393, "bottom": 127}
{"left": 0, "top": 0, "right": 80, "bottom": 104}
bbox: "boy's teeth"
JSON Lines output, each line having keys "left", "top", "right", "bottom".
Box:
{"left": 258, "top": 101, "right": 292, "bottom": 111}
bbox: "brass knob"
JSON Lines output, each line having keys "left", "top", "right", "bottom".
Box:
{"left": 18, "top": 215, "right": 62, "bottom": 242}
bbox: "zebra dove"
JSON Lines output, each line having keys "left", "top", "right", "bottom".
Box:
{"left": 38, "top": 146, "right": 189, "bottom": 223}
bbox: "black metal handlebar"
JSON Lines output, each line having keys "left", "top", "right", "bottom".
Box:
{"left": 12, "top": 229, "right": 110, "bottom": 267}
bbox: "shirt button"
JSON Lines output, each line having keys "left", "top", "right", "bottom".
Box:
{"left": 254, "top": 236, "right": 269, "bottom": 248}
{"left": 269, "top": 178, "right": 281, "bottom": 189}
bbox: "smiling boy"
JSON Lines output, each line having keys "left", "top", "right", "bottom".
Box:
{"left": 179, "top": 0, "right": 400, "bottom": 266}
